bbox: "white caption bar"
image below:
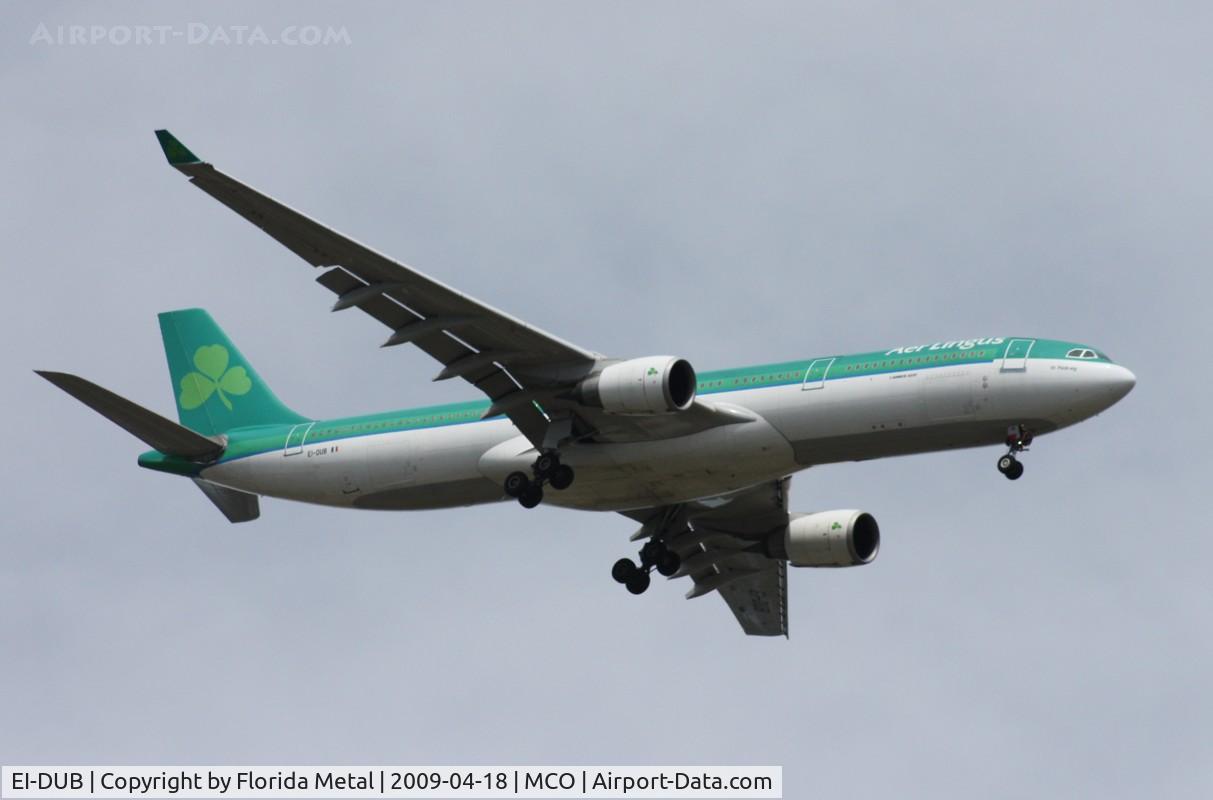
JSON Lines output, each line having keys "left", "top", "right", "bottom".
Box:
{"left": 1, "top": 767, "right": 781, "bottom": 799}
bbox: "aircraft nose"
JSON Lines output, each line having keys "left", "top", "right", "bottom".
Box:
{"left": 1101, "top": 364, "right": 1137, "bottom": 404}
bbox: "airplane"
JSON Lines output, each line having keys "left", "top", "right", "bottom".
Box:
{"left": 36, "top": 130, "right": 1137, "bottom": 636}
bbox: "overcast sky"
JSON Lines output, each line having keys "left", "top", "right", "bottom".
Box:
{"left": 2, "top": 2, "right": 1210, "bottom": 797}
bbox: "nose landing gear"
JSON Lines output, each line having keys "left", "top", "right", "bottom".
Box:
{"left": 611, "top": 538, "right": 682, "bottom": 595}
{"left": 997, "top": 454, "right": 1025, "bottom": 480}
{"left": 503, "top": 450, "right": 576, "bottom": 508}
{"left": 997, "top": 424, "right": 1033, "bottom": 480}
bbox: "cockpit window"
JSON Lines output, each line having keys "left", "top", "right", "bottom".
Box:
{"left": 1065, "top": 348, "right": 1099, "bottom": 360}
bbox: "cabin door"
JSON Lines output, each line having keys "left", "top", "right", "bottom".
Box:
{"left": 801, "top": 358, "right": 835, "bottom": 391}
{"left": 1001, "top": 339, "right": 1035, "bottom": 371}
{"left": 283, "top": 422, "right": 314, "bottom": 456}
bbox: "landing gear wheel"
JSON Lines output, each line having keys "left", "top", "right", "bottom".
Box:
{"left": 625, "top": 570, "right": 651, "bottom": 595}
{"left": 518, "top": 484, "right": 544, "bottom": 508}
{"left": 548, "top": 464, "right": 575, "bottom": 491}
{"left": 534, "top": 452, "right": 559, "bottom": 478}
{"left": 504, "top": 471, "right": 530, "bottom": 498}
{"left": 612, "top": 558, "right": 638, "bottom": 584}
{"left": 613, "top": 535, "right": 683, "bottom": 593}
{"left": 999, "top": 424, "right": 1033, "bottom": 480}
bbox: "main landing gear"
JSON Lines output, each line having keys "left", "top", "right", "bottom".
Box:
{"left": 503, "top": 450, "right": 575, "bottom": 508}
{"left": 997, "top": 424, "right": 1033, "bottom": 481}
{"left": 611, "top": 539, "right": 682, "bottom": 595}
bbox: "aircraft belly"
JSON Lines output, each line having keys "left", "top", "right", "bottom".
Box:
{"left": 201, "top": 420, "right": 518, "bottom": 509}
{"left": 203, "top": 437, "right": 372, "bottom": 506}
{"left": 353, "top": 477, "right": 504, "bottom": 510}
{"left": 790, "top": 417, "right": 1058, "bottom": 465}
{"left": 216, "top": 413, "right": 800, "bottom": 513}
{"left": 478, "top": 414, "right": 799, "bottom": 512}
{"left": 356, "top": 421, "right": 517, "bottom": 510}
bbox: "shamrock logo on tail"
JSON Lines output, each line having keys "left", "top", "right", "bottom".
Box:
{"left": 178, "top": 344, "right": 252, "bottom": 411}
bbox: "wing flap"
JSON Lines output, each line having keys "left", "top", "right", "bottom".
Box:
{"left": 311, "top": 266, "right": 549, "bottom": 444}
{"left": 621, "top": 477, "right": 792, "bottom": 636}
{"left": 717, "top": 560, "right": 788, "bottom": 636}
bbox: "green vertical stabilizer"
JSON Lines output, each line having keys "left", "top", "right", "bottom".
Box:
{"left": 158, "top": 308, "right": 308, "bottom": 435}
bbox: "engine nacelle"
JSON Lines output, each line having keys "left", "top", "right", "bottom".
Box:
{"left": 770, "top": 510, "right": 880, "bottom": 567}
{"left": 575, "top": 356, "right": 697, "bottom": 415}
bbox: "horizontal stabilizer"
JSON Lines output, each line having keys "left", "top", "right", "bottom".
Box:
{"left": 36, "top": 371, "right": 224, "bottom": 460}
{"left": 192, "top": 478, "right": 260, "bottom": 523}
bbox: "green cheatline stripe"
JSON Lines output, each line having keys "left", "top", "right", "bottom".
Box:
{"left": 136, "top": 337, "right": 1109, "bottom": 473}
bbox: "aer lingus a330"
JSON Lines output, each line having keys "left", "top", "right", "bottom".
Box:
{"left": 38, "top": 131, "right": 1136, "bottom": 636}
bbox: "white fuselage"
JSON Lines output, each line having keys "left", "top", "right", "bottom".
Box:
{"left": 201, "top": 356, "right": 1135, "bottom": 512}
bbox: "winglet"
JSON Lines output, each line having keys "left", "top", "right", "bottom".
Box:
{"left": 154, "top": 129, "right": 201, "bottom": 165}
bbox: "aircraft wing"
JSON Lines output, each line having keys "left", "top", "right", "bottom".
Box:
{"left": 622, "top": 477, "right": 792, "bottom": 637}
{"left": 154, "top": 129, "right": 599, "bottom": 447}
{"left": 155, "top": 130, "right": 748, "bottom": 448}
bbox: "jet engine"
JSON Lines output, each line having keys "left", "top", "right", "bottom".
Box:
{"left": 769, "top": 509, "right": 880, "bottom": 567}
{"left": 575, "top": 356, "right": 697, "bottom": 415}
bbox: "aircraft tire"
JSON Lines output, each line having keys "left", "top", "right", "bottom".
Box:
{"left": 612, "top": 558, "right": 637, "bottom": 583}
{"left": 519, "top": 485, "right": 544, "bottom": 508}
{"left": 656, "top": 550, "right": 681, "bottom": 577}
{"left": 549, "top": 465, "right": 575, "bottom": 491}
{"left": 535, "top": 452, "right": 558, "bottom": 478}
{"left": 504, "top": 471, "right": 530, "bottom": 498}
{"left": 625, "top": 571, "right": 651, "bottom": 595}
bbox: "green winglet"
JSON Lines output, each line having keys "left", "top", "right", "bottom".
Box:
{"left": 154, "top": 129, "right": 201, "bottom": 165}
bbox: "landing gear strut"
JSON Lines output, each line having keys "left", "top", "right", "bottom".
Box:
{"left": 611, "top": 538, "right": 682, "bottom": 595}
{"left": 997, "top": 424, "right": 1033, "bottom": 481}
{"left": 503, "top": 449, "right": 575, "bottom": 508}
